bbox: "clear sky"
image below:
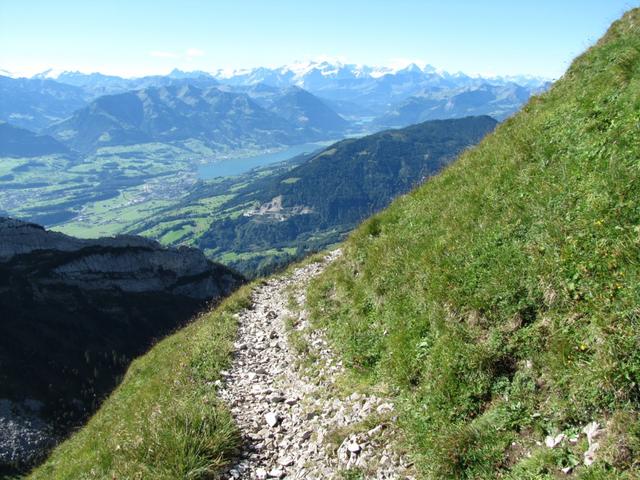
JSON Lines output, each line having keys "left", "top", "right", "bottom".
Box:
{"left": 1, "top": 0, "right": 638, "bottom": 79}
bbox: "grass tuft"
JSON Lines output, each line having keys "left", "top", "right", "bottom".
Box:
{"left": 28, "top": 284, "right": 256, "bottom": 479}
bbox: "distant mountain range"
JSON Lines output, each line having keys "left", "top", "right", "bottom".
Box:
{"left": 209, "top": 60, "right": 550, "bottom": 116}
{"left": 46, "top": 83, "right": 348, "bottom": 153}
{"left": 0, "top": 75, "right": 88, "bottom": 131}
{"left": 0, "top": 62, "right": 548, "bottom": 158}
{"left": 212, "top": 60, "right": 548, "bottom": 89}
{"left": 5, "top": 61, "right": 548, "bottom": 130}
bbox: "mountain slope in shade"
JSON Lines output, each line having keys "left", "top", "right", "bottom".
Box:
{"left": 0, "top": 217, "right": 243, "bottom": 471}
{"left": 46, "top": 84, "right": 305, "bottom": 153}
{"left": 0, "top": 122, "right": 69, "bottom": 157}
{"left": 223, "top": 115, "right": 498, "bottom": 227}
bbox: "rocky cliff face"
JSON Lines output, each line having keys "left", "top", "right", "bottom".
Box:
{"left": 0, "top": 217, "right": 244, "bottom": 473}
{"left": 0, "top": 217, "right": 239, "bottom": 299}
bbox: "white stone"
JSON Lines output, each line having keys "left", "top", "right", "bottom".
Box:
{"left": 545, "top": 433, "right": 565, "bottom": 448}
{"left": 584, "top": 442, "right": 600, "bottom": 466}
{"left": 278, "top": 455, "right": 294, "bottom": 466}
{"left": 347, "top": 441, "right": 361, "bottom": 453}
{"left": 255, "top": 467, "right": 268, "bottom": 479}
{"left": 265, "top": 412, "right": 280, "bottom": 427}
{"left": 583, "top": 421, "right": 603, "bottom": 446}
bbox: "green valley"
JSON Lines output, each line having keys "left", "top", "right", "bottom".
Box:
{"left": 1, "top": 116, "right": 495, "bottom": 277}
{"left": 0, "top": 142, "right": 199, "bottom": 231}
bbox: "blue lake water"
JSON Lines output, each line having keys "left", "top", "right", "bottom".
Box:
{"left": 197, "top": 143, "right": 326, "bottom": 179}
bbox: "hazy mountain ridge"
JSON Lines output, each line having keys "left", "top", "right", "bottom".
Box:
{"left": 34, "top": 68, "right": 219, "bottom": 97}
{"left": 376, "top": 81, "right": 549, "bottom": 126}
{"left": 0, "top": 122, "right": 69, "bottom": 157}
{"left": 0, "top": 75, "right": 89, "bottom": 131}
{"left": 45, "top": 84, "right": 342, "bottom": 153}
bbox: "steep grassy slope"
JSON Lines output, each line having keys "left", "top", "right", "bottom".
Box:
{"left": 27, "top": 284, "right": 254, "bottom": 480}
{"left": 308, "top": 9, "right": 640, "bottom": 479}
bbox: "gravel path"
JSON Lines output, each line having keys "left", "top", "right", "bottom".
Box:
{"left": 218, "top": 250, "right": 415, "bottom": 479}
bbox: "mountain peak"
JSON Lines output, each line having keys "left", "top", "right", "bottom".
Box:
{"left": 32, "top": 68, "right": 62, "bottom": 79}
{"left": 209, "top": 61, "right": 550, "bottom": 91}
{"left": 167, "top": 68, "right": 213, "bottom": 79}
{"left": 399, "top": 62, "right": 422, "bottom": 73}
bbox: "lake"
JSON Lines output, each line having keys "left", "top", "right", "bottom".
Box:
{"left": 197, "top": 143, "right": 326, "bottom": 179}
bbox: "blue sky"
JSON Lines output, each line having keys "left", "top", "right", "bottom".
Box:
{"left": 1, "top": 0, "right": 637, "bottom": 78}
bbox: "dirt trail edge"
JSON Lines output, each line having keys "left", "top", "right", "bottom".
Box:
{"left": 218, "top": 250, "right": 415, "bottom": 479}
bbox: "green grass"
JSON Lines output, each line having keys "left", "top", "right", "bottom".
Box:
{"left": 219, "top": 247, "right": 298, "bottom": 263}
{"left": 1, "top": 142, "right": 200, "bottom": 237}
{"left": 28, "top": 284, "right": 256, "bottom": 480}
{"left": 339, "top": 468, "right": 365, "bottom": 480}
{"left": 281, "top": 177, "right": 301, "bottom": 184}
{"left": 308, "top": 9, "right": 640, "bottom": 479}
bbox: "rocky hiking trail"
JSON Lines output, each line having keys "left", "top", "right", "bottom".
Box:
{"left": 218, "top": 250, "right": 415, "bottom": 479}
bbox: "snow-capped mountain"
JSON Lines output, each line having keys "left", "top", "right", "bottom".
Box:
{"left": 209, "top": 60, "right": 549, "bottom": 115}
{"left": 211, "top": 60, "right": 549, "bottom": 87}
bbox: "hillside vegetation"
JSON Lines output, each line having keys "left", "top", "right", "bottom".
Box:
{"left": 27, "top": 284, "right": 255, "bottom": 479}
{"left": 308, "top": 9, "right": 640, "bottom": 479}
